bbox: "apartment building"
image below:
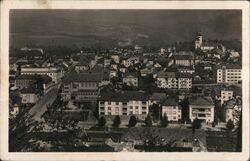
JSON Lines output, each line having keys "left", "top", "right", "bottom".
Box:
{"left": 156, "top": 71, "right": 192, "bottom": 89}
{"left": 122, "top": 72, "right": 138, "bottom": 87}
{"left": 189, "top": 96, "right": 214, "bottom": 123}
{"left": 21, "top": 67, "right": 63, "bottom": 83}
{"left": 61, "top": 71, "right": 109, "bottom": 102}
{"left": 216, "top": 64, "right": 242, "bottom": 85}
{"left": 162, "top": 97, "right": 182, "bottom": 121}
{"left": 98, "top": 91, "right": 149, "bottom": 120}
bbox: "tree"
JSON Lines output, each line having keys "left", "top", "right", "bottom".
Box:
{"left": 145, "top": 115, "right": 152, "bottom": 127}
{"left": 226, "top": 119, "right": 235, "bottom": 131}
{"left": 160, "top": 113, "right": 169, "bottom": 128}
{"left": 113, "top": 115, "right": 121, "bottom": 127}
{"left": 179, "top": 98, "right": 189, "bottom": 123}
{"left": 98, "top": 117, "right": 106, "bottom": 127}
{"left": 192, "top": 118, "right": 202, "bottom": 133}
{"left": 128, "top": 115, "right": 137, "bottom": 127}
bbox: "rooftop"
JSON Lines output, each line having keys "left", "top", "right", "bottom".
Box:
{"left": 63, "top": 72, "right": 104, "bottom": 84}
{"left": 162, "top": 97, "right": 178, "bottom": 106}
{"left": 99, "top": 90, "right": 148, "bottom": 102}
{"left": 189, "top": 96, "right": 214, "bottom": 106}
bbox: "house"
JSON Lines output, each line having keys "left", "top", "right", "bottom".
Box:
{"left": 15, "top": 74, "right": 53, "bottom": 93}
{"left": 156, "top": 71, "right": 192, "bottom": 89}
{"left": 20, "top": 88, "right": 40, "bottom": 104}
{"left": 61, "top": 71, "right": 108, "bottom": 102}
{"left": 21, "top": 67, "right": 63, "bottom": 83}
{"left": 122, "top": 72, "right": 138, "bottom": 87}
{"left": 148, "top": 93, "right": 167, "bottom": 106}
{"left": 111, "top": 54, "right": 120, "bottom": 64}
{"left": 98, "top": 90, "right": 149, "bottom": 120}
{"left": 177, "top": 66, "right": 195, "bottom": 74}
{"left": 189, "top": 96, "right": 214, "bottom": 123}
{"left": 220, "top": 90, "right": 233, "bottom": 105}
{"left": 162, "top": 97, "right": 181, "bottom": 121}
{"left": 223, "top": 98, "right": 241, "bottom": 126}
{"left": 174, "top": 55, "right": 194, "bottom": 67}
{"left": 216, "top": 64, "right": 242, "bottom": 85}
{"left": 75, "top": 61, "right": 90, "bottom": 72}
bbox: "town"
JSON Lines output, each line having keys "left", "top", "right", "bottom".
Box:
{"left": 9, "top": 32, "right": 242, "bottom": 152}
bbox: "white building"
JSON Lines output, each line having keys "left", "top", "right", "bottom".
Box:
{"left": 221, "top": 90, "right": 233, "bottom": 105}
{"left": 156, "top": 71, "right": 192, "bottom": 89}
{"left": 162, "top": 97, "right": 181, "bottom": 121}
{"left": 21, "top": 67, "right": 63, "bottom": 83}
{"left": 189, "top": 96, "right": 214, "bottom": 123}
{"left": 122, "top": 72, "right": 138, "bottom": 87}
{"left": 98, "top": 91, "right": 149, "bottom": 120}
{"left": 20, "top": 88, "right": 40, "bottom": 104}
{"left": 216, "top": 64, "right": 242, "bottom": 85}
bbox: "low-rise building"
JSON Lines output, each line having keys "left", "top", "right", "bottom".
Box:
{"left": 98, "top": 91, "right": 149, "bottom": 120}
{"left": 122, "top": 72, "right": 138, "bottom": 87}
{"left": 162, "top": 97, "right": 181, "bottom": 121}
{"left": 61, "top": 71, "right": 109, "bottom": 102}
{"left": 20, "top": 88, "right": 40, "bottom": 104}
{"left": 189, "top": 96, "right": 214, "bottom": 123}
{"left": 156, "top": 71, "right": 192, "bottom": 89}
{"left": 223, "top": 98, "right": 241, "bottom": 126}
{"left": 21, "top": 67, "right": 63, "bottom": 83}
{"left": 174, "top": 55, "right": 194, "bottom": 67}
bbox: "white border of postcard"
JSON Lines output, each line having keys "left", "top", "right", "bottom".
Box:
{"left": 0, "top": 0, "right": 249, "bottom": 161}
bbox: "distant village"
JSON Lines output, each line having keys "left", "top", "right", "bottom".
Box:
{"left": 9, "top": 32, "right": 242, "bottom": 152}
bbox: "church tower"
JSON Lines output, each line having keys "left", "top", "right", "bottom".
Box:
{"left": 195, "top": 32, "right": 202, "bottom": 50}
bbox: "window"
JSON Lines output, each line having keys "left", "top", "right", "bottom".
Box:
{"left": 108, "top": 107, "right": 111, "bottom": 110}
{"left": 100, "top": 101, "right": 104, "bottom": 105}
{"left": 108, "top": 102, "right": 111, "bottom": 105}
{"left": 135, "top": 106, "right": 139, "bottom": 109}
{"left": 130, "top": 106, "right": 133, "bottom": 109}
{"left": 116, "top": 102, "right": 119, "bottom": 105}
{"left": 100, "top": 112, "right": 105, "bottom": 115}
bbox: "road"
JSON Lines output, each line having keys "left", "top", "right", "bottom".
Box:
{"left": 29, "top": 86, "right": 59, "bottom": 122}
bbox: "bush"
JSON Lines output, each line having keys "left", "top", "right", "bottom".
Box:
{"left": 113, "top": 116, "right": 121, "bottom": 127}
{"left": 145, "top": 115, "right": 152, "bottom": 127}
{"left": 226, "top": 119, "right": 235, "bottom": 131}
{"left": 128, "top": 115, "right": 137, "bottom": 127}
{"left": 160, "top": 113, "right": 169, "bottom": 128}
{"left": 98, "top": 117, "right": 106, "bottom": 127}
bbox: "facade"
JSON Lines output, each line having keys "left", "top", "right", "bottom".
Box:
{"left": 174, "top": 55, "right": 194, "bottom": 67}
{"left": 156, "top": 71, "right": 192, "bottom": 89}
{"left": 122, "top": 72, "right": 138, "bottom": 87}
{"left": 20, "top": 88, "right": 40, "bottom": 104}
{"left": 61, "top": 71, "right": 109, "bottom": 101}
{"left": 216, "top": 64, "right": 242, "bottom": 85}
{"left": 162, "top": 97, "right": 182, "bottom": 121}
{"left": 98, "top": 91, "right": 149, "bottom": 120}
{"left": 221, "top": 90, "right": 233, "bottom": 105}
{"left": 189, "top": 96, "right": 214, "bottom": 123}
{"left": 21, "top": 67, "right": 63, "bottom": 83}
{"left": 15, "top": 74, "right": 53, "bottom": 93}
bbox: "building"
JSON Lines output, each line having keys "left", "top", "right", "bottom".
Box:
{"left": 15, "top": 74, "right": 53, "bottom": 93}
{"left": 174, "top": 55, "right": 194, "bottom": 67}
{"left": 21, "top": 67, "right": 63, "bottom": 83}
{"left": 122, "top": 72, "right": 138, "bottom": 87}
{"left": 162, "top": 97, "right": 182, "bottom": 121}
{"left": 122, "top": 57, "right": 140, "bottom": 67}
{"left": 148, "top": 93, "right": 167, "bottom": 106}
{"left": 61, "top": 71, "right": 109, "bottom": 102}
{"left": 221, "top": 90, "right": 233, "bottom": 105}
{"left": 20, "top": 88, "right": 40, "bottom": 104}
{"left": 195, "top": 32, "right": 202, "bottom": 50}
{"left": 98, "top": 91, "right": 149, "bottom": 120}
{"left": 189, "top": 96, "right": 214, "bottom": 123}
{"left": 156, "top": 71, "right": 192, "bottom": 89}
{"left": 216, "top": 64, "right": 242, "bottom": 85}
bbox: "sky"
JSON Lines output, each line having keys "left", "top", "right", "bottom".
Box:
{"left": 10, "top": 10, "right": 242, "bottom": 48}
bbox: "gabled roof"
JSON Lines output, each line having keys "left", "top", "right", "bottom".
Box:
{"left": 189, "top": 96, "right": 214, "bottom": 106}
{"left": 99, "top": 90, "right": 148, "bottom": 102}
{"left": 162, "top": 97, "right": 178, "bottom": 106}
{"left": 150, "top": 93, "right": 167, "bottom": 101}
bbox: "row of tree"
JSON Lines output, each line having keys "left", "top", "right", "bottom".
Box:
{"left": 97, "top": 114, "right": 169, "bottom": 128}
